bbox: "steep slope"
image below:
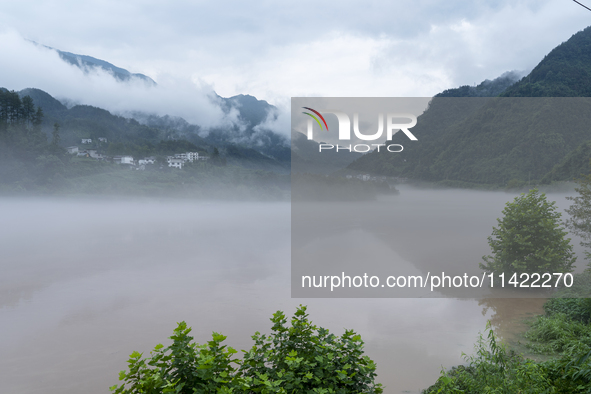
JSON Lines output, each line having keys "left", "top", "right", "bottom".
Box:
{"left": 502, "top": 26, "right": 591, "bottom": 97}
{"left": 348, "top": 26, "right": 591, "bottom": 186}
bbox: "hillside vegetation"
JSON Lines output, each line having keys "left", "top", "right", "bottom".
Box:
{"left": 348, "top": 26, "right": 591, "bottom": 187}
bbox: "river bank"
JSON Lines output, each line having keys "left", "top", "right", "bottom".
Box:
{"left": 422, "top": 271, "right": 591, "bottom": 393}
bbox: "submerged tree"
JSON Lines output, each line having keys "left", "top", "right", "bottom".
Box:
{"left": 481, "top": 189, "right": 576, "bottom": 275}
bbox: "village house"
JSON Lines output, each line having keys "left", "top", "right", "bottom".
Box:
{"left": 81, "top": 139, "right": 92, "bottom": 144}
{"left": 167, "top": 157, "right": 184, "bottom": 169}
{"left": 173, "top": 152, "right": 209, "bottom": 162}
{"left": 86, "top": 149, "right": 104, "bottom": 160}
{"left": 163, "top": 152, "right": 210, "bottom": 169}
{"left": 138, "top": 157, "right": 156, "bottom": 165}
{"left": 66, "top": 146, "right": 79, "bottom": 154}
{"left": 113, "top": 155, "right": 134, "bottom": 165}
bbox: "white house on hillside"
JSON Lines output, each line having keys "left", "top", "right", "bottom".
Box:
{"left": 138, "top": 157, "right": 156, "bottom": 165}
{"left": 167, "top": 158, "right": 184, "bottom": 169}
{"left": 113, "top": 155, "right": 134, "bottom": 165}
{"left": 173, "top": 152, "right": 209, "bottom": 162}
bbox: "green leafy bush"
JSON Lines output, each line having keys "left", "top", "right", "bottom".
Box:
{"left": 110, "top": 322, "right": 243, "bottom": 394}
{"left": 110, "top": 305, "right": 382, "bottom": 394}
{"left": 481, "top": 188, "right": 576, "bottom": 275}
{"left": 241, "top": 305, "right": 383, "bottom": 394}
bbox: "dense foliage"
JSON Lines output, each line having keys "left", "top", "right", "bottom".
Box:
{"left": 110, "top": 306, "right": 383, "bottom": 394}
{"left": 542, "top": 143, "right": 591, "bottom": 184}
{"left": 566, "top": 174, "right": 591, "bottom": 260}
{"left": 423, "top": 321, "right": 591, "bottom": 394}
{"left": 240, "top": 306, "right": 382, "bottom": 393}
{"left": 481, "top": 189, "right": 576, "bottom": 275}
{"left": 424, "top": 322, "right": 554, "bottom": 394}
{"left": 524, "top": 271, "right": 591, "bottom": 355}
{"left": 0, "top": 89, "right": 66, "bottom": 191}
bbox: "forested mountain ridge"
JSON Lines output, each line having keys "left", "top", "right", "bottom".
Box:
{"left": 502, "top": 26, "right": 591, "bottom": 97}
{"left": 22, "top": 42, "right": 289, "bottom": 166}
{"left": 9, "top": 87, "right": 289, "bottom": 172}
{"left": 347, "top": 25, "right": 591, "bottom": 187}
{"left": 0, "top": 89, "right": 290, "bottom": 196}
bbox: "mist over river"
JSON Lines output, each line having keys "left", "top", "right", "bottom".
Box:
{"left": 0, "top": 187, "right": 584, "bottom": 393}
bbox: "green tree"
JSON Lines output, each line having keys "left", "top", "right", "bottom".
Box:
{"left": 32, "top": 106, "right": 43, "bottom": 131}
{"left": 52, "top": 123, "right": 61, "bottom": 146}
{"left": 481, "top": 189, "right": 576, "bottom": 275}
{"left": 565, "top": 173, "right": 591, "bottom": 262}
{"left": 21, "top": 95, "right": 35, "bottom": 127}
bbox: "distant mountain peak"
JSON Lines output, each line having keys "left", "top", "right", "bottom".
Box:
{"left": 502, "top": 25, "right": 591, "bottom": 97}
{"left": 28, "top": 40, "right": 156, "bottom": 85}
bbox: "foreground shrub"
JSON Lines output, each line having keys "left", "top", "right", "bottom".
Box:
{"left": 110, "top": 305, "right": 382, "bottom": 393}
{"left": 110, "top": 322, "right": 243, "bottom": 394}
{"left": 241, "top": 305, "right": 383, "bottom": 393}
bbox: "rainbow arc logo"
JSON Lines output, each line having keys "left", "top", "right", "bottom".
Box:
{"left": 302, "top": 107, "right": 328, "bottom": 132}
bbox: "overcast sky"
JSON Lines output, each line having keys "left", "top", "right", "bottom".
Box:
{"left": 1, "top": 0, "right": 590, "bottom": 129}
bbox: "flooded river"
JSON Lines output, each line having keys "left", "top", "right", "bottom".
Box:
{"left": 0, "top": 187, "right": 582, "bottom": 393}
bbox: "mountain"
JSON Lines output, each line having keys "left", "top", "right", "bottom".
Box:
{"left": 347, "top": 25, "right": 591, "bottom": 187}
{"left": 502, "top": 26, "right": 591, "bottom": 97}
{"left": 12, "top": 88, "right": 289, "bottom": 172}
{"left": 25, "top": 42, "right": 289, "bottom": 167}
{"left": 18, "top": 88, "right": 67, "bottom": 113}
{"left": 30, "top": 41, "right": 157, "bottom": 85}
{"left": 436, "top": 71, "right": 523, "bottom": 98}
{"left": 131, "top": 94, "right": 290, "bottom": 168}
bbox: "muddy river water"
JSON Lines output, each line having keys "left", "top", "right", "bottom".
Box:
{"left": 0, "top": 187, "right": 583, "bottom": 393}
